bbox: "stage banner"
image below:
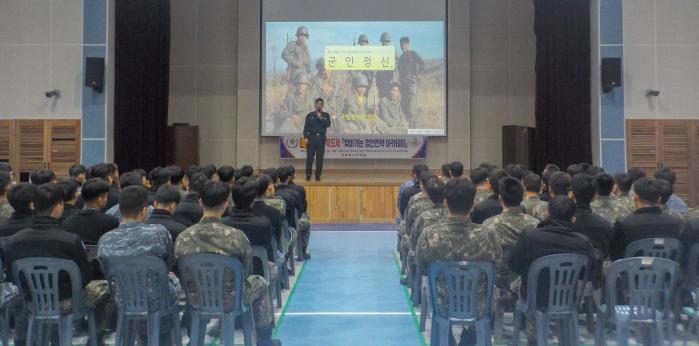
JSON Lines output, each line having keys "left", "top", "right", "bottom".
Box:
{"left": 280, "top": 136, "right": 426, "bottom": 159}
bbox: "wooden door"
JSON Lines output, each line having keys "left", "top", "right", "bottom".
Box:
{"left": 692, "top": 121, "right": 699, "bottom": 206}
{"left": 16, "top": 120, "right": 48, "bottom": 179}
{"left": 0, "top": 120, "right": 15, "bottom": 169}
{"left": 626, "top": 120, "right": 660, "bottom": 176}
{"left": 47, "top": 120, "right": 81, "bottom": 178}
{"left": 658, "top": 120, "right": 692, "bottom": 202}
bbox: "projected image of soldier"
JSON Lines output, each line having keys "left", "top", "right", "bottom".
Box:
{"left": 377, "top": 82, "right": 408, "bottom": 133}
{"left": 375, "top": 32, "right": 396, "bottom": 99}
{"left": 282, "top": 26, "right": 311, "bottom": 80}
{"left": 278, "top": 71, "right": 314, "bottom": 133}
{"left": 312, "top": 58, "right": 344, "bottom": 121}
{"left": 397, "top": 36, "right": 425, "bottom": 128}
{"left": 350, "top": 34, "right": 375, "bottom": 95}
{"left": 337, "top": 74, "right": 375, "bottom": 134}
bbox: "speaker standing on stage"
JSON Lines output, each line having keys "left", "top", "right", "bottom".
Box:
{"left": 303, "top": 98, "right": 331, "bottom": 181}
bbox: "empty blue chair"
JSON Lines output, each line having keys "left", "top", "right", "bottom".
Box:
{"left": 251, "top": 246, "right": 283, "bottom": 308}
{"left": 11, "top": 257, "right": 98, "bottom": 346}
{"left": 428, "top": 261, "right": 495, "bottom": 346}
{"left": 177, "top": 254, "right": 253, "bottom": 346}
{"left": 100, "top": 256, "right": 182, "bottom": 346}
{"left": 595, "top": 257, "right": 678, "bottom": 346}
{"left": 512, "top": 254, "right": 589, "bottom": 346}
{"left": 624, "top": 238, "right": 681, "bottom": 261}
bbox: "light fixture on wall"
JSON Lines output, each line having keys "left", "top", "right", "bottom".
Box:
{"left": 44, "top": 89, "right": 61, "bottom": 98}
{"left": 646, "top": 89, "right": 660, "bottom": 98}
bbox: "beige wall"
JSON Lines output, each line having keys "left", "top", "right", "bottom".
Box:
{"left": 168, "top": 0, "right": 535, "bottom": 170}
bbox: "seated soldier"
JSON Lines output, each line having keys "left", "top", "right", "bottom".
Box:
{"left": 69, "top": 164, "right": 88, "bottom": 186}
{"left": 105, "top": 171, "right": 155, "bottom": 219}
{"left": 469, "top": 167, "right": 491, "bottom": 207}
{"left": 398, "top": 164, "right": 430, "bottom": 219}
{"left": 175, "top": 181, "right": 281, "bottom": 346}
{"left": 416, "top": 177, "right": 502, "bottom": 346}
{"left": 400, "top": 172, "right": 436, "bottom": 274}
{"left": 531, "top": 171, "right": 571, "bottom": 221}
{"left": 655, "top": 178, "right": 682, "bottom": 218}
{"left": 611, "top": 177, "right": 682, "bottom": 260}
{"left": 0, "top": 171, "right": 12, "bottom": 224}
{"left": 252, "top": 174, "right": 284, "bottom": 245}
{"left": 591, "top": 172, "right": 628, "bottom": 223}
{"left": 147, "top": 185, "right": 188, "bottom": 240}
{"left": 147, "top": 166, "right": 173, "bottom": 205}
{"left": 538, "top": 164, "right": 560, "bottom": 202}
{"left": 29, "top": 169, "right": 56, "bottom": 185}
{"left": 407, "top": 177, "right": 447, "bottom": 280}
{"left": 448, "top": 161, "right": 464, "bottom": 178}
{"left": 173, "top": 173, "right": 208, "bottom": 226}
{"left": 62, "top": 178, "right": 119, "bottom": 244}
{"left": 470, "top": 169, "right": 508, "bottom": 224}
{"left": 89, "top": 163, "right": 120, "bottom": 211}
{"left": 166, "top": 165, "right": 189, "bottom": 200}
{"left": 521, "top": 173, "right": 546, "bottom": 217}
{"left": 286, "top": 166, "right": 311, "bottom": 257}
{"left": 57, "top": 178, "right": 80, "bottom": 223}
{"left": 655, "top": 167, "right": 688, "bottom": 214}
{"left": 0, "top": 183, "right": 35, "bottom": 237}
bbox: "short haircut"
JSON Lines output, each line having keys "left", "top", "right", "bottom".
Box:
{"left": 549, "top": 171, "right": 572, "bottom": 196}
{"left": 0, "top": 171, "right": 10, "bottom": 195}
{"left": 90, "top": 163, "right": 114, "bottom": 181}
{"left": 570, "top": 174, "right": 595, "bottom": 205}
{"left": 400, "top": 36, "right": 410, "bottom": 44}
{"left": 200, "top": 164, "right": 217, "bottom": 179}
{"left": 149, "top": 166, "right": 172, "bottom": 190}
{"left": 613, "top": 173, "right": 633, "bottom": 194}
{"left": 654, "top": 167, "right": 676, "bottom": 186}
{"left": 8, "top": 183, "right": 36, "bottom": 213}
{"left": 33, "top": 183, "right": 65, "bottom": 215}
{"left": 499, "top": 177, "right": 525, "bottom": 207}
{"left": 277, "top": 166, "right": 293, "bottom": 183}
{"left": 448, "top": 161, "right": 464, "bottom": 178}
{"left": 167, "top": 165, "right": 185, "bottom": 185}
{"left": 586, "top": 165, "right": 604, "bottom": 176}
{"left": 488, "top": 169, "right": 509, "bottom": 197}
{"left": 315, "top": 98, "right": 324, "bottom": 103}
{"left": 81, "top": 178, "right": 111, "bottom": 201}
{"left": 232, "top": 177, "right": 258, "bottom": 209}
{"left": 445, "top": 177, "right": 476, "bottom": 214}
{"left": 655, "top": 178, "right": 673, "bottom": 204}
{"left": 593, "top": 173, "right": 615, "bottom": 197}
{"left": 186, "top": 165, "right": 201, "bottom": 180}
{"left": 57, "top": 179, "right": 79, "bottom": 202}
{"left": 119, "top": 185, "right": 149, "bottom": 218}
{"left": 69, "top": 164, "right": 87, "bottom": 178}
{"left": 189, "top": 173, "right": 209, "bottom": 194}
{"left": 0, "top": 163, "right": 12, "bottom": 173}
{"left": 418, "top": 172, "right": 435, "bottom": 186}
{"left": 440, "top": 164, "right": 451, "bottom": 179}
{"left": 236, "top": 165, "right": 254, "bottom": 180}
{"left": 30, "top": 169, "right": 55, "bottom": 185}
{"left": 119, "top": 172, "right": 143, "bottom": 189}
{"left": 263, "top": 167, "right": 279, "bottom": 183}
{"left": 541, "top": 164, "right": 560, "bottom": 186}
{"left": 132, "top": 169, "right": 147, "bottom": 180}
{"left": 522, "top": 173, "right": 541, "bottom": 193}
{"left": 505, "top": 163, "right": 525, "bottom": 181}
{"left": 200, "top": 181, "right": 231, "bottom": 209}
{"left": 155, "top": 184, "right": 182, "bottom": 205}
{"left": 470, "top": 167, "right": 489, "bottom": 185}
{"left": 255, "top": 174, "right": 273, "bottom": 197}
{"left": 633, "top": 177, "right": 660, "bottom": 205}
{"left": 566, "top": 164, "right": 583, "bottom": 177}
{"left": 479, "top": 162, "right": 498, "bottom": 172}
{"left": 548, "top": 196, "right": 576, "bottom": 221}
{"left": 217, "top": 165, "right": 236, "bottom": 183}
{"left": 423, "top": 177, "right": 445, "bottom": 204}
{"left": 411, "top": 163, "right": 429, "bottom": 178}
{"left": 627, "top": 167, "right": 647, "bottom": 183}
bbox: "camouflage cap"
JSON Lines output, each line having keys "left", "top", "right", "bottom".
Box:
{"left": 296, "top": 26, "right": 309, "bottom": 38}
{"left": 352, "top": 74, "right": 369, "bottom": 88}
{"left": 380, "top": 32, "right": 391, "bottom": 43}
{"left": 358, "top": 34, "right": 369, "bottom": 44}
{"left": 292, "top": 71, "right": 311, "bottom": 85}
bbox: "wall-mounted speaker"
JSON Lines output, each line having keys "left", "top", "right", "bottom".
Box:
{"left": 85, "top": 57, "right": 105, "bottom": 93}
{"left": 601, "top": 57, "right": 621, "bottom": 93}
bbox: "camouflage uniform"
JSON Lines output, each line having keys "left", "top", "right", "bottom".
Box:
{"left": 377, "top": 96, "right": 408, "bottom": 133}
{"left": 175, "top": 217, "right": 275, "bottom": 329}
{"left": 311, "top": 67, "right": 344, "bottom": 118}
{"left": 279, "top": 73, "right": 315, "bottom": 134}
{"left": 530, "top": 201, "right": 549, "bottom": 221}
{"left": 416, "top": 216, "right": 502, "bottom": 318}
{"left": 685, "top": 208, "right": 699, "bottom": 221}
{"left": 409, "top": 204, "right": 448, "bottom": 252}
{"left": 0, "top": 202, "right": 13, "bottom": 224}
{"left": 614, "top": 194, "right": 636, "bottom": 215}
{"left": 375, "top": 32, "right": 396, "bottom": 99}
{"left": 262, "top": 196, "right": 287, "bottom": 217}
{"left": 591, "top": 195, "right": 631, "bottom": 224}
{"left": 281, "top": 27, "right": 311, "bottom": 78}
{"left": 482, "top": 207, "right": 539, "bottom": 285}
{"left": 474, "top": 188, "right": 490, "bottom": 207}
{"left": 521, "top": 196, "right": 547, "bottom": 218}
{"left": 336, "top": 75, "right": 381, "bottom": 134}
{"left": 400, "top": 192, "right": 431, "bottom": 258}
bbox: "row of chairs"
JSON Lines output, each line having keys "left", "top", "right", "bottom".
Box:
{"left": 416, "top": 238, "right": 694, "bottom": 346}
{"left": 0, "top": 216, "right": 304, "bottom": 346}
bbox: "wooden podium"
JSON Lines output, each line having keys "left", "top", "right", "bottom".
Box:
{"left": 166, "top": 124, "right": 199, "bottom": 167}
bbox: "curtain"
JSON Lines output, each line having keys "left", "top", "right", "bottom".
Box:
{"left": 114, "top": 0, "right": 170, "bottom": 172}
{"left": 533, "top": 0, "right": 592, "bottom": 172}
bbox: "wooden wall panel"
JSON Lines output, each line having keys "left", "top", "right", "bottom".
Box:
{"left": 0, "top": 120, "right": 15, "bottom": 168}
{"left": 17, "top": 120, "right": 48, "bottom": 175}
{"left": 329, "top": 186, "right": 361, "bottom": 221}
{"left": 659, "top": 121, "right": 692, "bottom": 202}
{"left": 48, "top": 120, "right": 81, "bottom": 178}
{"left": 626, "top": 120, "right": 659, "bottom": 175}
{"left": 305, "top": 185, "right": 331, "bottom": 221}
{"left": 302, "top": 183, "right": 400, "bottom": 223}
{"left": 361, "top": 185, "right": 400, "bottom": 222}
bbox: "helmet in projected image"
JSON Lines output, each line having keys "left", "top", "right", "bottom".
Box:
{"left": 296, "top": 26, "right": 309, "bottom": 38}
{"left": 358, "top": 34, "right": 369, "bottom": 45}
{"left": 380, "top": 32, "right": 391, "bottom": 43}
{"left": 292, "top": 72, "right": 311, "bottom": 85}
{"left": 352, "top": 74, "right": 369, "bottom": 88}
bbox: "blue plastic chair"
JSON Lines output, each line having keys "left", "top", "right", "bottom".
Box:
{"left": 595, "top": 257, "right": 678, "bottom": 346}
{"left": 512, "top": 254, "right": 589, "bottom": 346}
{"left": 99, "top": 256, "right": 182, "bottom": 346}
{"left": 251, "top": 246, "right": 283, "bottom": 308}
{"left": 282, "top": 220, "right": 296, "bottom": 276}
{"left": 428, "top": 261, "right": 495, "bottom": 346}
{"left": 624, "top": 238, "right": 681, "bottom": 261}
{"left": 11, "top": 257, "right": 98, "bottom": 346}
{"left": 680, "top": 243, "right": 699, "bottom": 346}
{"left": 177, "top": 254, "right": 253, "bottom": 346}
{"left": 0, "top": 240, "right": 20, "bottom": 346}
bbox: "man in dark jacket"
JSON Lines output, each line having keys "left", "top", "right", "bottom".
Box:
{"left": 147, "top": 185, "right": 187, "bottom": 240}
{"left": 173, "top": 173, "right": 208, "bottom": 226}
{"left": 470, "top": 169, "right": 508, "bottom": 224}
{"left": 0, "top": 183, "right": 36, "bottom": 238}
{"left": 275, "top": 166, "right": 302, "bottom": 229}
{"left": 252, "top": 174, "right": 284, "bottom": 244}
{"left": 57, "top": 178, "right": 80, "bottom": 223}
{"left": 570, "top": 174, "right": 614, "bottom": 258}
{"left": 62, "top": 178, "right": 119, "bottom": 244}
{"left": 610, "top": 177, "right": 682, "bottom": 260}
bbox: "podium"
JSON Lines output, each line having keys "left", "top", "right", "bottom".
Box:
{"left": 166, "top": 124, "right": 199, "bottom": 167}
